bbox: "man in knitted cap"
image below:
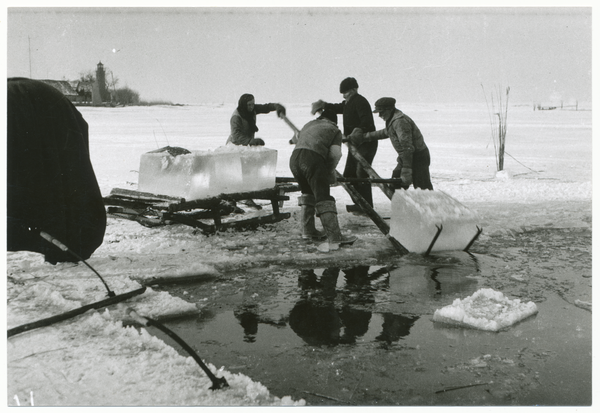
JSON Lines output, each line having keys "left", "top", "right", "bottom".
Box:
{"left": 349, "top": 97, "right": 433, "bottom": 190}
{"left": 310, "top": 77, "right": 377, "bottom": 214}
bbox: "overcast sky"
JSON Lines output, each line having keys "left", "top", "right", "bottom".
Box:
{"left": 6, "top": 6, "right": 592, "bottom": 106}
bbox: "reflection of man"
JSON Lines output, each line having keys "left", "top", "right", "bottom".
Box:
{"left": 289, "top": 300, "right": 342, "bottom": 346}
{"left": 290, "top": 268, "right": 342, "bottom": 346}
{"left": 290, "top": 266, "right": 376, "bottom": 346}
{"left": 375, "top": 313, "right": 419, "bottom": 345}
{"left": 233, "top": 304, "right": 260, "bottom": 343}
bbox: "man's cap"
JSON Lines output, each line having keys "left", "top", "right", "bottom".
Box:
{"left": 339, "top": 77, "right": 359, "bottom": 93}
{"left": 373, "top": 97, "right": 396, "bottom": 113}
{"left": 318, "top": 108, "right": 338, "bottom": 124}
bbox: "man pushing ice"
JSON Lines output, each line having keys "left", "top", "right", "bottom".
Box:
{"left": 349, "top": 97, "right": 433, "bottom": 191}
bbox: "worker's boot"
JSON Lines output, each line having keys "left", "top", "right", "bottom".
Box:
{"left": 298, "top": 194, "right": 326, "bottom": 241}
{"left": 315, "top": 199, "right": 357, "bottom": 252}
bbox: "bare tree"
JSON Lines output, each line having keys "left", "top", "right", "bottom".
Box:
{"left": 113, "top": 86, "right": 140, "bottom": 105}
{"left": 482, "top": 84, "right": 510, "bottom": 172}
{"left": 78, "top": 70, "right": 95, "bottom": 83}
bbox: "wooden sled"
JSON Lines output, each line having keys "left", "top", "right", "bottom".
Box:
{"left": 103, "top": 186, "right": 291, "bottom": 235}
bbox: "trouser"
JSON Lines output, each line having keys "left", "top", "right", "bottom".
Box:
{"left": 392, "top": 147, "right": 433, "bottom": 190}
{"left": 343, "top": 140, "right": 378, "bottom": 206}
{"left": 289, "top": 149, "right": 335, "bottom": 203}
{"left": 412, "top": 147, "right": 433, "bottom": 190}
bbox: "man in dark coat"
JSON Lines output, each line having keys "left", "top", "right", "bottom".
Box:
{"left": 7, "top": 78, "right": 107, "bottom": 264}
{"left": 311, "top": 77, "right": 377, "bottom": 213}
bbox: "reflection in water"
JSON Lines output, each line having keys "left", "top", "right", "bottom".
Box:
{"left": 429, "top": 267, "right": 443, "bottom": 296}
{"left": 234, "top": 304, "right": 260, "bottom": 343}
{"left": 389, "top": 262, "right": 479, "bottom": 300}
{"left": 376, "top": 313, "right": 419, "bottom": 345}
{"left": 233, "top": 256, "right": 479, "bottom": 346}
{"left": 289, "top": 266, "right": 420, "bottom": 347}
{"left": 290, "top": 268, "right": 342, "bottom": 346}
{"left": 289, "top": 300, "right": 342, "bottom": 346}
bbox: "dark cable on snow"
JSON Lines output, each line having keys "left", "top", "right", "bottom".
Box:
{"left": 39, "top": 231, "right": 115, "bottom": 297}
{"left": 8, "top": 287, "right": 147, "bottom": 338}
{"left": 126, "top": 308, "right": 229, "bottom": 391}
{"left": 503, "top": 151, "right": 539, "bottom": 173}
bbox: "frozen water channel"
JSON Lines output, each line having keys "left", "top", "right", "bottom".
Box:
{"left": 149, "top": 235, "right": 591, "bottom": 406}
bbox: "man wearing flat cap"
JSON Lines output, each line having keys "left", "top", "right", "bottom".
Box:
{"left": 349, "top": 97, "right": 433, "bottom": 191}
{"left": 311, "top": 77, "right": 377, "bottom": 214}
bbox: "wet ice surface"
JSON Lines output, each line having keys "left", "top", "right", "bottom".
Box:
{"left": 152, "top": 237, "right": 591, "bottom": 406}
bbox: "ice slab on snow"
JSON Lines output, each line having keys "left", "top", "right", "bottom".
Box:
{"left": 138, "top": 145, "right": 277, "bottom": 199}
{"left": 432, "top": 288, "right": 538, "bottom": 332}
{"left": 389, "top": 188, "right": 481, "bottom": 253}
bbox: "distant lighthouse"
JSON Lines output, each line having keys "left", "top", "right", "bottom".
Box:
{"left": 95, "top": 61, "right": 109, "bottom": 103}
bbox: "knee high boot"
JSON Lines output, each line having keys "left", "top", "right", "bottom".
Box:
{"left": 298, "top": 194, "right": 326, "bottom": 241}
{"left": 315, "top": 200, "right": 357, "bottom": 252}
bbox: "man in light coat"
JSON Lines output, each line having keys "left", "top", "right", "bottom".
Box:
{"left": 349, "top": 97, "right": 433, "bottom": 190}
{"left": 290, "top": 109, "right": 357, "bottom": 252}
{"left": 227, "top": 93, "right": 286, "bottom": 146}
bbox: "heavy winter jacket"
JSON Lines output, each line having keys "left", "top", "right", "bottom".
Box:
{"left": 7, "top": 78, "right": 107, "bottom": 263}
{"left": 226, "top": 103, "right": 278, "bottom": 145}
{"left": 365, "top": 109, "right": 428, "bottom": 169}
{"left": 324, "top": 94, "right": 376, "bottom": 136}
{"left": 294, "top": 118, "right": 343, "bottom": 162}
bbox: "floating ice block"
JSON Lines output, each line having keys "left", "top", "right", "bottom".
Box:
{"left": 432, "top": 288, "right": 538, "bottom": 331}
{"left": 389, "top": 189, "right": 481, "bottom": 253}
{"left": 138, "top": 146, "right": 277, "bottom": 200}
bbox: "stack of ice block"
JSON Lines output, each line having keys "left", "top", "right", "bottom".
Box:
{"left": 389, "top": 189, "right": 481, "bottom": 253}
{"left": 137, "top": 145, "right": 278, "bottom": 200}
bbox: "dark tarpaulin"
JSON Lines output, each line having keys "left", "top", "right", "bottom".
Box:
{"left": 7, "top": 78, "right": 107, "bottom": 264}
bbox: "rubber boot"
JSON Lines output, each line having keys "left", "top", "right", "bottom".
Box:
{"left": 298, "top": 194, "right": 326, "bottom": 241}
{"left": 315, "top": 200, "right": 357, "bottom": 252}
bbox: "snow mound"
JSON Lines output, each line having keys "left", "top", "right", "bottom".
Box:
{"left": 432, "top": 288, "right": 538, "bottom": 331}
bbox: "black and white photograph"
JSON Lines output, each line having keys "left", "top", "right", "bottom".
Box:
{"left": 5, "top": 3, "right": 593, "bottom": 408}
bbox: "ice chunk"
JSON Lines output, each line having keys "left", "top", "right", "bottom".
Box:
{"left": 138, "top": 146, "right": 277, "bottom": 199}
{"left": 217, "top": 145, "right": 278, "bottom": 192}
{"left": 389, "top": 188, "right": 481, "bottom": 253}
{"left": 432, "top": 288, "right": 538, "bottom": 331}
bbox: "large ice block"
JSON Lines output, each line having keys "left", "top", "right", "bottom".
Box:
{"left": 389, "top": 189, "right": 481, "bottom": 253}
{"left": 137, "top": 145, "right": 277, "bottom": 200}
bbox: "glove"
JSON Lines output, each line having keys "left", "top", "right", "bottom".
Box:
{"left": 311, "top": 100, "right": 326, "bottom": 115}
{"left": 348, "top": 128, "right": 366, "bottom": 146}
{"left": 274, "top": 103, "right": 286, "bottom": 118}
{"left": 249, "top": 138, "right": 265, "bottom": 146}
{"left": 400, "top": 167, "right": 413, "bottom": 189}
{"left": 391, "top": 166, "right": 402, "bottom": 189}
{"left": 327, "top": 169, "right": 338, "bottom": 186}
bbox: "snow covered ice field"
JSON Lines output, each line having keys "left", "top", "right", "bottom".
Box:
{"left": 5, "top": 102, "right": 593, "bottom": 406}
